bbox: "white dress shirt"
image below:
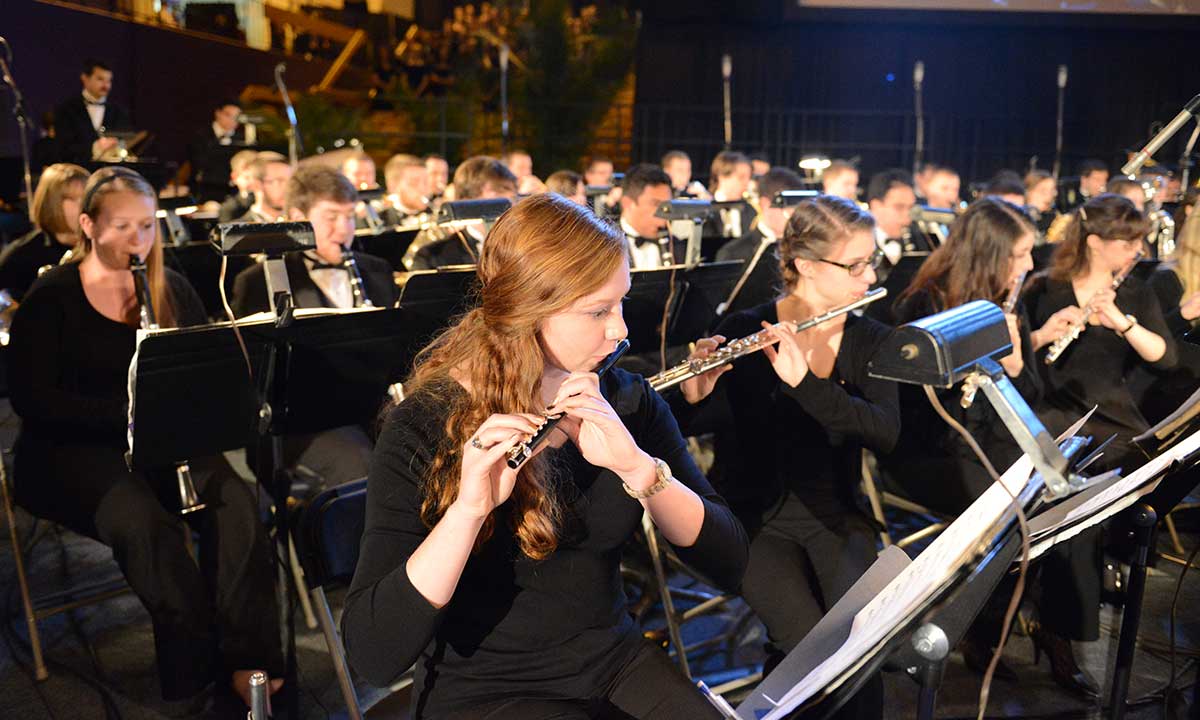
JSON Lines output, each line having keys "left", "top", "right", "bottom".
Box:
{"left": 304, "top": 253, "right": 354, "bottom": 309}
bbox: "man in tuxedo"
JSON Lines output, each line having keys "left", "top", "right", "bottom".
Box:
{"left": 188, "top": 99, "right": 243, "bottom": 202}
{"left": 821, "top": 160, "right": 860, "bottom": 202}
{"left": 236, "top": 151, "right": 292, "bottom": 223}
{"left": 866, "top": 168, "right": 919, "bottom": 266}
{"left": 381, "top": 153, "right": 430, "bottom": 225}
{"left": 704, "top": 151, "right": 756, "bottom": 243}
{"left": 230, "top": 164, "right": 394, "bottom": 489}
{"left": 424, "top": 153, "right": 450, "bottom": 202}
{"left": 55, "top": 58, "right": 132, "bottom": 164}
{"left": 715, "top": 168, "right": 804, "bottom": 313}
{"left": 618, "top": 164, "right": 675, "bottom": 269}
{"left": 661, "top": 150, "right": 710, "bottom": 199}
{"left": 924, "top": 165, "right": 962, "bottom": 210}
{"left": 403, "top": 156, "right": 517, "bottom": 270}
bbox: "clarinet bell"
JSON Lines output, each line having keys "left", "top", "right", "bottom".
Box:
{"left": 175, "top": 463, "right": 207, "bottom": 515}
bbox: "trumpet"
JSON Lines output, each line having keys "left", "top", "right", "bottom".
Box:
{"left": 647, "top": 288, "right": 887, "bottom": 392}
{"left": 1044, "top": 251, "right": 1142, "bottom": 365}
{"left": 341, "top": 247, "right": 374, "bottom": 308}
{"left": 130, "top": 255, "right": 205, "bottom": 514}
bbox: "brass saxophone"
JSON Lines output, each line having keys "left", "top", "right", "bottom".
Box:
{"left": 647, "top": 288, "right": 887, "bottom": 392}
{"left": 1044, "top": 252, "right": 1142, "bottom": 365}
{"left": 341, "top": 247, "right": 374, "bottom": 308}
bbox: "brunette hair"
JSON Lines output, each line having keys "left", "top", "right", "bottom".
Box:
{"left": 453, "top": 156, "right": 517, "bottom": 200}
{"left": 78, "top": 167, "right": 176, "bottom": 327}
{"left": 779, "top": 195, "right": 875, "bottom": 290}
{"left": 1048, "top": 193, "right": 1149, "bottom": 282}
{"left": 899, "top": 197, "right": 1035, "bottom": 310}
{"left": 403, "top": 193, "right": 628, "bottom": 559}
{"left": 287, "top": 163, "right": 356, "bottom": 214}
{"left": 31, "top": 163, "right": 88, "bottom": 236}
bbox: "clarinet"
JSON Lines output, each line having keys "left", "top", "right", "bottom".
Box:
{"left": 129, "top": 254, "right": 158, "bottom": 329}
{"left": 341, "top": 247, "right": 374, "bottom": 308}
{"left": 1044, "top": 251, "right": 1142, "bottom": 365}
{"left": 647, "top": 288, "right": 887, "bottom": 392}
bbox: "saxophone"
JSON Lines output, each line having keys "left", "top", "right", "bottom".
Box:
{"left": 647, "top": 288, "right": 887, "bottom": 392}
{"left": 1044, "top": 252, "right": 1142, "bottom": 365}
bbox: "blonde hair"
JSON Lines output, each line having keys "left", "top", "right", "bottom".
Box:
{"left": 31, "top": 163, "right": 89, "bottom": 236}
{"left": 1171, "top": 194, "right": 1200, "bottom": 298}
{"left": 78, "top": 167, "right": 177, "bottom": 327}
{"left": 403, "top": 193, "right": 627, "bottom": 559}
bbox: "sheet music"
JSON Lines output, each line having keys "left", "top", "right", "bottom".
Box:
{"left": 757, "top": 455, "right": 1034, "bottom": 719}
{"left": 1027, "top": 427, "right": 1200, "bottom": 558}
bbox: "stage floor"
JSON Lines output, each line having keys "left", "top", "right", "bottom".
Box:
{"left": 1, "top": 397, "right": 1197, "bottom": 719}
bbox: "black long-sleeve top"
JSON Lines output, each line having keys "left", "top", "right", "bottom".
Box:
{"left": 1147, "top": 265, "right": 1194, "bottom": 339}
{"left": 889, "top": 289, "right": 1043, "bottom": 473}
{"left": 8, "top": 263, "right": 207, "bottom": 465}
{"left": 341, "top": 370, "right": 748, "bottom": 718}
{"left": 1024, "top": 272, "right": 1177, "bottom": 442}
{"left": 669, "top": 303, "right": 900, "bottom": 526}
{"left": 0, "top": 229, "right": 75, "bottom": 302}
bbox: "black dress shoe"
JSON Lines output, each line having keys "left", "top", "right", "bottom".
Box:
{"left": 1031, "top": 627, "right": 1101, "bottom": 699}
{"left": 960, "top": 636, "right": 1018, "bottom": 682}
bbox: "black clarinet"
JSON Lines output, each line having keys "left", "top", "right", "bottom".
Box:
{"left": 341, "top": 247, "right": 374, "bottom": 308}
{"left": 129, "top": 254, "right": 158, "bottom": 329}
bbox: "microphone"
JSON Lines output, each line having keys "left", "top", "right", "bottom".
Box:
{"left": 1121, "top": 94, "right": 1200, "bottom": 177}
{"left": 1057, "top": 64, "right": 1068, "bottom": 89}
{"left": 913, "top": 60, "right": 925, "bottom": 89}
{"left": 721, "top": 53, "right": 732, "bottom": 80}
{"left": 274, "top": 62, "right": 286, "bottom": 75}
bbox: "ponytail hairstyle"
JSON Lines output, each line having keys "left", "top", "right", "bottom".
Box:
{"left": 900, "top": 197, "right": 1035, "bottom": 311}
{"left": 778, "top": 194, "right": 875, "bottom": 291}
{"left": 78, "top": 167, "right": 176, "bottom": 327}
{"left": 1171, "top": 192, "right": 1200, "bottom": 299}
{"left": 403, "top": 193, "right": 628, "bottom": 560}
{"left": 1048, "top": 193, "right": 1149, "bottom": 283}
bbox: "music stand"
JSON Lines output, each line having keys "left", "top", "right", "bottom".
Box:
{"left": 667, "top": 261, "right": 744, "bottom": 344}
{"left": 127, "top": 308, "right": 419, "bottom": 719}
{"left": 356, "top": 226, "right": 421, "bottom": 271}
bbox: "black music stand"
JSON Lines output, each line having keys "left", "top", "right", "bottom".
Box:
{"left": 162, "top": 242, "right": 254, "bottom": 320}
{"left": 356, "top": 226, "right": 421, "bottom": 271}
{"left": 84, "top": 160, "right": 170, "bottom": 191}
{"left": 128, "top": 308, "right": 418, "bottom": 719}
{"left": 624, "top": 263, "right": 744, "bottom": 362}
{"left": 730, "top": 456, "right": 1048, "bottom": 720}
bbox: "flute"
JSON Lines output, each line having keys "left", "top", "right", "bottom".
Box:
{"left": 647, "top": 287, "right": 887, "bottom": 392}
{"left": 506, "top": 338, "right": 631, "bottom": 470}
{"left": 1044, "top": 251, "right": 1142, "bottom": 365}
{"left": 1002, "top": 270, "right": 1027, "bottom": 314}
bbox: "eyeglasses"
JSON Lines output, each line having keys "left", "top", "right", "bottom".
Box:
{"left": 816, "top": 249, "right": 885, "bottom": 277}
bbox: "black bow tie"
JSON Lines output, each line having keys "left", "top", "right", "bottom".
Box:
{"left": 306, "top": 254, "right": 346, "bottom": 271}
{"left": 85, "top": 98, "right": 105, "bottom": 106}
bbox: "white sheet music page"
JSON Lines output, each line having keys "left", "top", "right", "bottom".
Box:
{"left": 760, "top": 454, "right": 1034, "bottom": 719}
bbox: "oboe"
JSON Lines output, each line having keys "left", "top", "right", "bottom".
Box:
{"left": 647, "top": 288, "right": 887, "bottom": 392}
{"left": 1044, "top": 251, "right": 1142, "bottom": 365}
{"left": 341, "top": 247, "right": 374, "bottom": 308}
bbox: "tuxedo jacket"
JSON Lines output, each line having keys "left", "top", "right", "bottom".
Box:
{"left": 407, "top": 230, "right": 480, "bottom": 271}
{"left": 54, "top": 95, "right": 132, "bottom": 164}
{"left": 229, "top": 251, "right": 397, "bottom": 318}
{"left": 715, "top": 226, "right": 782, "bottom": 314}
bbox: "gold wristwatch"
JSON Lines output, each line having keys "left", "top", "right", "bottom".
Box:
{"left": 623, "top": 457, "right": 675, "bottom": 499}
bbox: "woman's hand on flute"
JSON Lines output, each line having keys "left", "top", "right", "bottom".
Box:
{"left": 680, "top": 334, "right": 730, "bottom": 405}
{"left": 550, "top": 372, "right": 656, "bottom": 491}
{"left": 455, "top": 413, "right": 545, "bottom": 519}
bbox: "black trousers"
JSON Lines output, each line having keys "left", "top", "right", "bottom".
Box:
{"left": 14, "top": 440, "right": 284, "bottom": 700}
{"left": 449, "top": 641, "right": 720, "bottom": 720}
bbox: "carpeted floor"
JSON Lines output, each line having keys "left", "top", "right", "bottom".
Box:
{"left": 2, "top": 397, "right": 1198, "bottom": 719}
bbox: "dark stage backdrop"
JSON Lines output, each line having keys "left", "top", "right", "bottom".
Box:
{"left": 633, "top": 3, "right": 1200, "bottom": 184}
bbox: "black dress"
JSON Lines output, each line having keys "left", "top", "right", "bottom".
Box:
{"left": 0, "top": 228, "right": 74, "bottom": 302}
{"left": 672, "top": 305, "right": 898, "bottom": 650}
{"left": 7, "top": 262, "right": 282, "bottom": 700}
{"left": 886, "top": 289, "right": 1043, "bottom": 513}
{"left": 714, "top": 226, "right": 782, "bottom": 315}
{"left": 341, "top": 372, "right": 748, "bottom": 719}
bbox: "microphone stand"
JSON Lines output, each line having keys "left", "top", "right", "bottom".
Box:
{"left": 1122, "top": 93, "right": 1200, "bottom": 178}
{"left": 274, "top": 63, "right": 303, "bottom": 166}
{"left": 0, "top": 37, "right": 33, "bottom": 206}
{"left": 1179, "top": 120, "right": 1199, "bottom": 193}
{"left": 721, "top": 54, "right": 732, "bottom": 149}
{"left": 1053, "top": 65, "right": 1068, "bottom": 179}
{"left": 912, "top": 60, "right": 925, "bottom": 179}
{"left": 499, "top": 44, "right": 510, "bottom": 154}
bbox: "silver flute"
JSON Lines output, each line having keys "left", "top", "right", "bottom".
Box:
{"left": 1002, "top": 270, "right": 1027, "bottom": 314}
{"left": 1044, "top": 251, "right": 1142, "bottom": 365}
{"left": 341, "top": 247, "right": 374, "bottom": 308}
{"left": 647, "top": 287, "right": 887, "bottom": 392}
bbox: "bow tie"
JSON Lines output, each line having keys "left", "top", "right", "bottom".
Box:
{"left": 85, "top": 99, "right": 105, "bottom": 106}
{"left": 306, "top": 254, "right": 346, "bottom": 271}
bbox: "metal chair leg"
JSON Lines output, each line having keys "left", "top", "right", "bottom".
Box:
{"left": 311, "top": 586, "right": 364, "bottom": 720}
{"left": 642, "top": 512, "right": 690, "bottom": 679}
{"left": 288, "top": 536, "right": 319, "bottom": 630}
{"left": 861, "top": 454, "right": 892, "bottom": 547}
{"left": 1, "top": 464, "right": 47, "bottom": 681}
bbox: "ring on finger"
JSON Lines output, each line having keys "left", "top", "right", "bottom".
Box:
{"left": 470, "top": 436, "right": 485, "bottom": 450}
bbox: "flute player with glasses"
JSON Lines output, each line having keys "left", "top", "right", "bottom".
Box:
{"left": 670, "top": 194, "right": 896, "bottom": 719}
{"left": 6, "top": 167, "right": 284, "bottom": 715}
